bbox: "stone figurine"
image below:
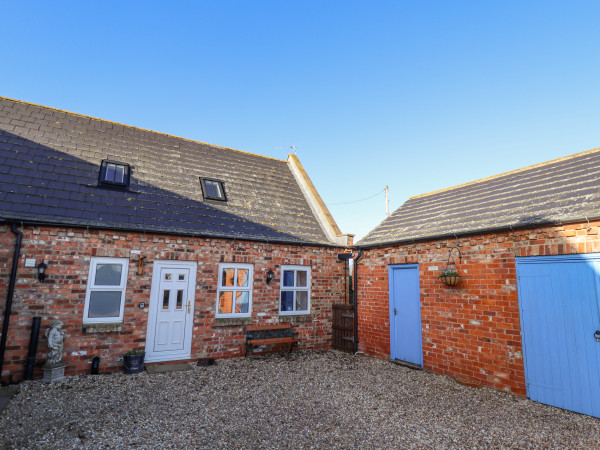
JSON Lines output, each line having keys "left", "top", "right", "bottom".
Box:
{"left": 45, "top": 320, "right": 65, "bottom": 366}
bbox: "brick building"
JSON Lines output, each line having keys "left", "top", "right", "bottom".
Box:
{"left": 0, "top": 97, "right": 352, "bottom": 382}
{"left": 356, "top": 148, "right": 600, "bottom": 418}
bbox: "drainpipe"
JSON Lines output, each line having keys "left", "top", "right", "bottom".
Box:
{"left": 0, "top": 222, "right": 23, "bottom": 379}
{"left": 353, "top": 249, "right": 363, "bottom": 354}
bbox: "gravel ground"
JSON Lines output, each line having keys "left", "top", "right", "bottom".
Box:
{"left": 1, "top": 350, "right": 599, "bottom": 449}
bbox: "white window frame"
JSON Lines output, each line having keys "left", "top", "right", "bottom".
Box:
{"left": 279, "top": 265, "right": 311, "bottom": 315}
{"left": 83, "top": 257, "right": 129, "bottom": 324}
{"left": 215, "top": 263, "right": 253, "bottom": 318}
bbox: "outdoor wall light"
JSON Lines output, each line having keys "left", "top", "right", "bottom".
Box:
{"left": 266, "top": 269, "right": 274, "bottom": 284}
{"left": 37, "top": 260, "right": 47, "bottom": 282}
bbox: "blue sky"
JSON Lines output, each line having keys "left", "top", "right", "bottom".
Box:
{"left": 3, "top": 1, "right": 600, "bottom": 240}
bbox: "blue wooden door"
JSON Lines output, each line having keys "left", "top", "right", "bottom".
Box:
{"left": 517, "top": 255, "right": 600, "bottom": 418}
{"left": 389, "top": 264, "right": 422, "bottom": 366}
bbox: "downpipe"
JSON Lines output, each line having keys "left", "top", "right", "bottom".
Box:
{"left": 353, "top": 249, "right": 363, "bottom": 354}
{"left": 0, "top": 222, "right": 23, "bottom": 380}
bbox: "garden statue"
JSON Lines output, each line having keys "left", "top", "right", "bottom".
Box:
{"left": 45, "top": 320, "right": 65, "bottom": 366}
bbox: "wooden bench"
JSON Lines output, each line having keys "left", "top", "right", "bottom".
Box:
{"left": 244, "top": 323, "right": 299, "bottom": 360}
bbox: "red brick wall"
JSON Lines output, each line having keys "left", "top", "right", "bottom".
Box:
{"left": 0, "top": 224, "right": 345, "bottom": 382}
{"left": 357, "top": 220, "right": 600, "bottom": 396}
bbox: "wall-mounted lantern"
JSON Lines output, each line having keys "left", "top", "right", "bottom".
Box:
{"left": 266, "top": 269, "right": 274, "bottom": 284}
{"left": 37, "top": 260, "right": 47, "bottom": 282}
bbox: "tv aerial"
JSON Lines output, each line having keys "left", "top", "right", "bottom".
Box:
{"left": 273, "top": 144, "right": 297, "bottom": 155}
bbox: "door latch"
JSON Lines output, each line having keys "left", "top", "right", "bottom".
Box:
{"left": 594, "top": 330, "right": 600, "bottom": 342}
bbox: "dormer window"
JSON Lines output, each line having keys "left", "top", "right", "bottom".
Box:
{"left": 99, "top": 160, "right": 130, "bottom": 187}
{"left": 200, "top": 178, "right": 227, "bottom": 201}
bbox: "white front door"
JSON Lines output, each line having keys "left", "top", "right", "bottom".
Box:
{"left": 145, "top": 261, "right": 196, "bottom": 363}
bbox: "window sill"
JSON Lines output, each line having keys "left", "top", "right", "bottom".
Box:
{"left": 82, "top": 322, "right": 123, "bottom": 333}
{"left": 214, "top": 317, "right": 253, "bottom": 327}
{"left": 279, "top": 314, "right": 312, "bottom": 323}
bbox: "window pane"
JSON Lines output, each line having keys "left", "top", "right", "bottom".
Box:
{"left": 218, "top": 291, "right": 233, "bottom": 314}
{"left": 281, "top": 291, "right": 294, "bottom": 312}
{"left": 162, "top": 290, "right": 170, "bottom": 309}
{"left": 178, "top": 274, "right": 185, "bottom": 281}
{"left": 283, "top": 270, "right": 294, "bottom": 287}
{"left": 206, "top": 180, "right": 222, "bottom": 198}
{"left": 296, "top": 291, "right": 308, "bottom": 311}
{"left": 236, "top": 291, "right": 249, "bottom": 313}
{"left": 88, "top": 291, "right": 122, "bottom": 318}
{"left": 222, "top": 269, "right": 234, "bottom": 287}
{"left": 296, "top": 270, "right": 307, "bottom": 287}
{"left": 113, "top": 164, "right": 125, "bottom": 184}
{"left": 106, "top": 163, "right": 116, "bottom": 182}
{"left": 236, "top": 269, "right": 249, "bottom": 287}
{"left": 95, "top": 264, "right": 122, "bottom": 286}
{"left": 165, "top": 273, "right": 172, "bottom": 280}
{"left": 176, "top": 290, "right": 183, "bottom": 309}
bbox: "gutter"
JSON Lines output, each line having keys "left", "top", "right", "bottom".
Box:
{"left": 0, "top": 217, "right": 343, "bottom": 249}
{"left": 0, "top": 222, "right": 23, "bottom": 380}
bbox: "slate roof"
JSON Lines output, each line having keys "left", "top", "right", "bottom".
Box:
{"left": 358, "top": 148, "right": 600, "bottom": 247}
{"left": 0, "top": 97, "right": 335, "bottom": 245}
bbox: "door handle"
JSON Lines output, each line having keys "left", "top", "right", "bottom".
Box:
{"left": 187, "top": 301, "right": 190, "bottom": 313}
{"left": 394, "top": 307, "right": 397, "bottom": 316}
{"left": 594, "top": 330, "right": 600, "bottom": 342}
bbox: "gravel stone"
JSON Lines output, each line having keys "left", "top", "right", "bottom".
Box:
{"left": 1, "top": 351, "right": 599, "bottom": 449}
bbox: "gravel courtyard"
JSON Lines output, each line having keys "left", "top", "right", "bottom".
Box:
{"left": 1, "top": 350, "right": 599, "bottom": 449}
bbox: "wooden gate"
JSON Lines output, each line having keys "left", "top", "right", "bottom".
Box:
{"left": 332, "top": 303, "right": 354, "bottom": 352}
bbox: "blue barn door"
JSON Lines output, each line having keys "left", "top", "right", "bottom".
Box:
{"left": 516, "top": 255, "right": 600, "bottom": 418}
{"left": 389, "top": 264, "right": 422, "bottom": 366}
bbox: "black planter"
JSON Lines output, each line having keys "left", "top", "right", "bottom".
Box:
{"left": 123, "top": 353, "right": 145, "bottom": 374}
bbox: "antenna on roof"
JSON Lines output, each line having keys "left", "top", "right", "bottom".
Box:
{"left": 274, "top": 145, "right": 297, "bottom": 155}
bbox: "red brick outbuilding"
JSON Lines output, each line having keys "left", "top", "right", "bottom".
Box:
{"left": 356, "top": 148, "right": 600, "bottom": 418}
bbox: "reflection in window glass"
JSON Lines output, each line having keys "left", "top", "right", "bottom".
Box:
{"left": 222, "top": 269, "right": 235, "bottom": 287}
{"left": 217, "top": 264, "right": 253, "bottom": 317}
{"left": 279, "top": 266, "right": 310, "bottom": 315}
{"left": 296, "top": 291, "right": 308, "bottom": 311}
{"left": 176, "top": 290, "right": 183, "bottom": 309}
{"left": 84, "top": 258, "right": 129, "bottom": 325}
{"left": 105, "top": 163, "right": 125, "bottom": 184}
{"left": 206, "top": 180, "right": 222, "bottom": 198}
{"left": 95, "top": 264, "right": 122, "bottom": 286}
{"left": 235, "top": 291, "right": 249, "bottom": 313}
{"left": 88, "top": 291, "right": 122, "bottom": 318}
{"left": 283, "top": 270, "right": 294, "bottom": 287}
{"left": 165, "top": 273, "right": 172, "bottom": 280}
{"left": 281, "top": 291, "right": 294, "bottom": 312}
{"left": 218, "top": 291, "right": 233, "bottom": 314}
{"left": 162, "top": 290, "right": 170, "bottom": 309}
{"left": 296, "top": 271, "right": 307, "bottom": 287}
{"left": 236, "top": 269, "right": 249, "bottom": 287}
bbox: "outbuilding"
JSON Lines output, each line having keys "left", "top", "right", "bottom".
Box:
{"left": 356, "top": 148, "right": 600, "bottom": 418}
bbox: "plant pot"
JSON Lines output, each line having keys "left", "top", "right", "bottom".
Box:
{"left": 440, "top": 274, "right": 462, "bottom": 286}
{"left": 123, "top": 353, "right": 145, "bottom": 374}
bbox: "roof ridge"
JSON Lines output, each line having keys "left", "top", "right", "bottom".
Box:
{"left": 0, "top": 96, "right": 286, "bottom": 163}
{"left": 409, "top": 147, "right": 600, "bottom": 200}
